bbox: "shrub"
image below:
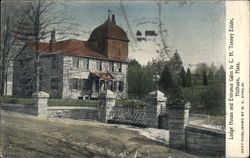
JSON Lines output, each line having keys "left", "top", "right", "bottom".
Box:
{"left": 48, "top": 99, "right": 100, "bottom": 107}
{"left": 0, "top": 96, "right": 33, "bottom": 105}
{"left": 116, "top": 99, "right": 145, "bottom": 107}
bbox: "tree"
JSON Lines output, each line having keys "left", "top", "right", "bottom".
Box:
{"left": 208, "top": 62, "right": 216, "bottom": 80}
{"left": 160, "top": 65, "right": 183, "bottom": 102}
{"left": 0, "top": 1, "right": 29, "bottom": 96}
{"left": 179, "top": 66, "right": 187, "bottom": 87}
{"left": 186, "top": 68, "right": 192, "bottom": 87}
{"left": 22, "top": 0, "right": 78, "bottom": 92}
{"left": 127, "top": 59, "right": 156, "bottom": 97}
{"left": 201, "top": 84, "right": 225, "bottom": 115}
{"left": 202, "top": 68, "right": 208, "bottom": 85}
{"left": 215, "top": 65, "right": 225, "bottom": 80}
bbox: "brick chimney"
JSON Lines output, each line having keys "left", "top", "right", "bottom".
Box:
{"left": 50, "top": 29, "right": 56, "bottom": 43}
{"left": 49, "top": 29, "right": 56, "bottom": 52}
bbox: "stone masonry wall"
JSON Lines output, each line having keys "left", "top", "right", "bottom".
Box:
{"left": 0, "top": 103, "right": 37, "bottom": 115}
{"left": 47, "top": 107, "right": 99, "bottom": 121}
{"left": 185, "top": 124, "right": 225, "bottom": 157}
{"left": 62, "top": 55, "right": 128, "bottom": 99}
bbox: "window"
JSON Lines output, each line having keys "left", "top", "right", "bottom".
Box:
{"left": 117, "top": 62, "right": 122, "bottom": 72}
{"left": 109, "top": 62, "right": 114, "bottom": 72}
{"left": 69, "top": 78, "right": 79, "bottom": 90}
{"left": 73, "top": 57, "right": 79, "bottom": 68}
{"left": 107, "top": 80, "right": 113, "bottom": 91}
{"left": 80, "top": 79, "right": 88, "bottom": 90}
{"left": 69, "top": 78, "right": 90, "bottom": 90}
{"left": 118, "top": 81, "right": 124, "bottom": 92}
{"left": 114, "top": 81, "right": 117, "bottom": 91}
{"left": 51, "top": 78, "right": 59, "bottom": 90}
{"left": 51, "top": 56, "right": 58, "bottom": 68}
{"left": 96, "top": 60, "right": 102, "bottom": 71}
{"left": 83, "top": 58, "right": 89, "bottom": 70}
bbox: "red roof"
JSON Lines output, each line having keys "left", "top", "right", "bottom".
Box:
{"left": 91, "top": 72, "right": 113, "bottom": 79}
{"left": 28, "top": 39, "right": 107, "bottom": 59}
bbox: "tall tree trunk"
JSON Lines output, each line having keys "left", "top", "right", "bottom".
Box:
{"left": 0, "top": 59, "right": 7, "bottom": 96}
{"left": 35, "top": 53, "right": 40, "bottom": 92}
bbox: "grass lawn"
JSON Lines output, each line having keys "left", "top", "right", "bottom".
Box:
{"left": 0, "top": 111, "right": 198, "bottom": 158}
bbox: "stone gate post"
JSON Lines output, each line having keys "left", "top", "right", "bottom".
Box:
{"left": 99, "top": 90, "right": 116, "bottom": 123}
{"left": 32, "top": 91, "right": 49, "bottom": 117}
{"left": 169, "top": 102, "right": 191, "bottom": 150}
{"left": 145, "top": 90, "right": 167, "bottom": 128}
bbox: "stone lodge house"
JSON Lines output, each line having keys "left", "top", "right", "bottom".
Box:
{"left": 13, "top": 15, "right": 129, "bottom": 99}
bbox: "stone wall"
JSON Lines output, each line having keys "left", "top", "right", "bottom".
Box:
{"left": 185, "top": 124, "right": 225, "bottom": 157}
{"left": 0, "top": 103, "right": 37, "bottom": 115}
{"left": 39, "top": 54, "right": 64, "bottom": 99}
{"left": 47, "top": 107, "right": 99, "bottom": 121}
{"left": 168, "top": 101, "right": 225, "bottom": 157}
{"left": 62, "top": 55, "right": 128, "bottom": 99}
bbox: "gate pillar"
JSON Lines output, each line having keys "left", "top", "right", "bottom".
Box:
{"left": 169, "top": 102, "right": 190, "bottom": 150}
{"left": 99, "top": 90, "right": 116, "bottom": 123}
{"left": 145, "top": 90, "right": 167, "bottom": 128}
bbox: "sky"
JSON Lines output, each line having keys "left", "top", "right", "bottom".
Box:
{"left": 55, "top": 0, "right": 226, "bottom": 69}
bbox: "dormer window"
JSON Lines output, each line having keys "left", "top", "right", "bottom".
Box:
{"left": 96, "top": 60, "right": 102, "bottom": 71}
{"left": 117, "top": 62, "right": 122, "bottom": 72}
{"left": 109, "top": 62, "right": 114, "bottom": 72}
{"left": 83, "top": 58, "right": 89, "bottom": 70}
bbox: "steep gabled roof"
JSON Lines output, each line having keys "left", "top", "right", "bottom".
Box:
{"left": 28, "top": 39, "right": 107, "bottom": 59}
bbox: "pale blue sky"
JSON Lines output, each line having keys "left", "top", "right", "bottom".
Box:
{"left": 58, "top": 1, "right": 225, "bottom": 68}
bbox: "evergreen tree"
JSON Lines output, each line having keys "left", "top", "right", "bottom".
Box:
{"left": 215, "top": 65, "right": 225, "bottom": 80}
{"left": 208, "top": 62, "right": 216, "bottom": 80}
{"left": 160, "top": 65, "right": 184, "bottom": 102}
{"left": 179, "top": 67, "right": 187, "bottom": 87}
{"left": 186, "top": 68, "right": 192, "bottom": 87}
{"left": 202, "top": 68, "right": 208, "bottom": 85}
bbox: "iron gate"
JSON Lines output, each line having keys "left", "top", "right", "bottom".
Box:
{"left": 108, "top": 106, "right": 146, "bottom": 126}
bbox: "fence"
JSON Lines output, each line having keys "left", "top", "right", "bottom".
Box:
{"left": 0, "top": 90, "right": 225, "bottom": 157}
{"left": 108, "top": 106, "right": 146, "bottom": 127}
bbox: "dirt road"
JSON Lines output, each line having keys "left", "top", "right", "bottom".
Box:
{"left": 0, "top": 111, "right": 198, "bottom": 158}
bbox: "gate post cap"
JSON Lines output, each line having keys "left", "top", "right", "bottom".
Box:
{"left": 169, "top": 102, "right": 191, "bottom": 110}
{"left": 145, "top": 90, "right": 167, "bottom": 101}
{"left": 100, "top": 89, "right": 116, "bottom": 99}
{"left": 32, "top": 91, "right": 49, "bottom": 98}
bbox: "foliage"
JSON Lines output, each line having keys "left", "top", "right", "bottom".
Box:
{"left": 21, "top": 0, "right": 78, "bottom": 92}
{"left": 215, "top": 65, "right": 225, "bottom": 80}
{"left": 183, "top": 82, "right": 225, "bottom": 116}
{"left": 186, "top": 68, "right": 192, "bottom": 87}
{"left": 116, "top": 99, "right": 145, "bottom": 107}
{"left": 202, "top": 68, "right": 208, "bottom": 85}
{"left": 208, "top": 62, "right": 216, "bottom": 80}
{"left": 0, "top": 1, "right": 28, "bottom": 96}
{"left": 48, "top": 99, "right": 99, "bottom": 107}
{"left": 160, "top": 65, "right": 184, "bottom": 102}
{"left": 0, "top": 96, "right": 33, "bottom": 105}
{"left": 179, "top": 66, "right": 187, "bottom": 87}
{"left": 127, "top": 59, "right": 156, "bottom": 97}
{"left": 200, "top": 83, "right": 225, "bottom": 115}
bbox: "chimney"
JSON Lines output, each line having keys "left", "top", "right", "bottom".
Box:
{"left": 49, "top": 29, "right": 56, "bottom": 52}
{"left": 50, "top": 29, "right": 56, "bottom": 43}
{"left": 112, "top": 14, "right": 116, "bottom": 24}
